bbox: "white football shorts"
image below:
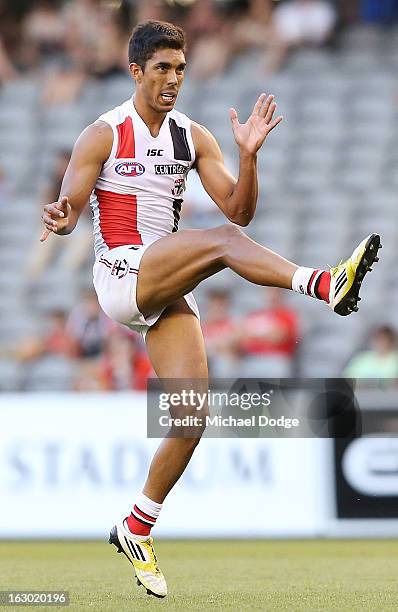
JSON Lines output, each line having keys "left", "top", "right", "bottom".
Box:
{"left": 93, "top": 242, "right": 200, "bottom": 337}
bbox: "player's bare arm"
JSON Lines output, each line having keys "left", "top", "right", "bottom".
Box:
{"left": 192, "top": 93, "right": 283, "bottom": 226}
{"left": 40, "top": 120, "right": 113, "bottom": 241}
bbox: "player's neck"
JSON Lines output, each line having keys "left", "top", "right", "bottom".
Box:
{"left": 133, "top": 95, "right": 167, "bottom": 138}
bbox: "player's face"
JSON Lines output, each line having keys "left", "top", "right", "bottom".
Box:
{"left": 132, "top": 48, "right": 186, "bottom": 113}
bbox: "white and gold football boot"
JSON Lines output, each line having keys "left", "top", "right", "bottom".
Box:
{"left": 109, "top": 520, "right": 167, "bottom": 598}
{"left": 329, "top": 233, "right": 381, "bottom": 316}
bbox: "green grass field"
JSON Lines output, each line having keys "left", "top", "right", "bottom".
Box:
{"left": 1, "top": 540, "right": 398, "bottom": 611}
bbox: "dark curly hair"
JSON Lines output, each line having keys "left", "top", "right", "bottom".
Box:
{"left": 128, "top": 20, "right": 186, "bottom": 70}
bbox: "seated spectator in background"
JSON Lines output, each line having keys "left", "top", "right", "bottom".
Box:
{"left": 87, "top": 6, "right": 130, "bottom": 81}
{"left": 14, "top": 309, "right": 76, "bottom": 362}
{"left": 25, "top": 150, "right": 92, "bottom": 288}
{"left": 129, "top": 0, "right": 171, "bottom": 24}
{"left": 41, "top": 0, "right": 130, "bottom": 105}
{"left": 273, "top": 0, "right": 335, "bottom": 45}
{"left": 22, "top": 0, "right": 66, "bottom": 63}
{"left": 202, "top": 289, "right": 240, "bottom": 377}
{"left": 266, "top": 0, "right": 336, "bottom": 72}
{"left": 63, "top": 0, "right": 103, "bottom": 54}
{"left": 344, "top": 325, "right": 398, "bottom": 379}
{"left": 99, "top": 331, "right": 152, "bottom": 391}
{"left": 188, "top": 0, "right": 272, "bottom": 80}
{"left": 66, "top": 289, "right": 108, "bottom": 358}
{"left": 73, "top": 327, "right": 152, "bottom": 391}
{"left": 238, "top": 288, "right": 299, "bottom": 377}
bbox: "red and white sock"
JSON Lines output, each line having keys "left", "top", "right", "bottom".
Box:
{"left": 291, "top": 267, "right": 330, "bottom": 303}
{"left": 126, "top": 493, "right": 162, "bottom": 537}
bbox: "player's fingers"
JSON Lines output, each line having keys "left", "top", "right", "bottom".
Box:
{"left": 44, "top": 203, "right": 65, "bottom": 218}
{"left": 267, "top": 115, "right": 284, "bottom": 132}
{"left": 51, "top": 196, "right": 70, "bottom": 215}
{"left": 57, "top": 195, "right": 70, "bottom": 213}
{"left": 259, "top": 95, "right": 275, "bottom": 118}
{"left": 42, "top": 211, "right": 59, "bottom": 231}
{"left": 253, "top": 93, "right": 267, "bottom": 115}
{"left": 264, "top": 101, "right": 277, "bottom": 124}
{"left": 229, "top": 107, "right": 240, "bottom": 126}
{"left": 40, "top": 229, "right": 51, "bottom": 242}
{"left": 43, "top": 216, "right": 58, "bottom": 232}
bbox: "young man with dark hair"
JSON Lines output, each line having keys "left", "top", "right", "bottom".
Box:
{"left": 40, "top": 20, "right": 380, "bottom": 598}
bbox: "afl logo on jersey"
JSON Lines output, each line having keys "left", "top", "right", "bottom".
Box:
{"left": 115, "top": 162, "right": 145, "bottom": 177}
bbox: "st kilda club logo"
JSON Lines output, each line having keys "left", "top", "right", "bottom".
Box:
{"left": 172, "top": 178, "right": 185, "bottom": 197}
{"left": 111, "top": 258, "right": 130, "bottom": 279}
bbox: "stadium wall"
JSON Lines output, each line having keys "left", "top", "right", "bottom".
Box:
{"left": 1, "top": 392, "right": 397, "bottom": 539}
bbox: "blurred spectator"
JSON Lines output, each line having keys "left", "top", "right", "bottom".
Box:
{"left": 273, "top": 0, "right": 336, "bottom": 44}
{"left": 66, "top": 289, "right": 108, "bottom": 358}
{"left": 26, "top": 150, "right": 92, "bottom": 288}
{"left": 202, "top": 289, "right": 240, "bottom": 376}
{"left": 188, "top": 0, "right": 272, "bottom": 80}
{"left": 14, "top": 309, "right": 76, "bottom": 362}
{"left": 0, "top": 36, "right": 17, "bottom": 84}
{"left": 88, "top": 5, "right": 130, "bottom": 80}
{"left": 266, "top": 0, "right": 336, "bottom": 72}
{"left": 238, "top": 288, "right": 299, "bottom": 377}
{"left": 185, "top": 0, "right": 229, "bottom": 79}
{"left": 99, "top": 330, "right": 152, "bottom": 390}
{"left": 344, "top": 325, "right": 398, "bottom": 378}
{"left": 63, "top": 0, "right": 103, "bottom": 53}
{"left": 41, "top": 1, "right": 130, "bottom": 105}
{"left": 22, "top": 0, "right": 66, "bottom": 63}
{"left": 73, "top": 327, "right": 152, "bottom": 391}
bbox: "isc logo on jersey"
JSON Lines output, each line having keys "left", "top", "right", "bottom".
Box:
{"left": 115, "top": 162, "right": 145, "bottom": 177}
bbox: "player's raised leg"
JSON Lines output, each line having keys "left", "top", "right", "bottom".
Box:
{"left": 110, "top": 299, "right": 209, "bottom": 599}
{"left": 137, "top": 224, "right": 297, "bottom": 316}
{"left": 137, "top": 224, "right": 381, "bottom": 320}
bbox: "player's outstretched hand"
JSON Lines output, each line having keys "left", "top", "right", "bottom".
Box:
{"left": 40, "top": 196, "right": 71, "bottom": 242}
{"left": 229, "top": 93, "right": 283, "bottom": 155}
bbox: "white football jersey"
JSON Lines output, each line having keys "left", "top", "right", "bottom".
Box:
{"left": 90, "top": 96, "right": 196, "bottom": 257}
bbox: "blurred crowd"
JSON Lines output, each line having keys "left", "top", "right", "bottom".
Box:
{"left": 2, "top": 284, "right": 302, "bottom": 390}
{"left": 2, "top": 278, "right": 398, "bottom": 390}
{"left": 3, "top": 288, "right": 153, "bottom": 391}
{"left": 1, "top": 0, "right": 398, "bottom": 93}
{"left": 1, "top": 0, "right": 398, "bottom": 391}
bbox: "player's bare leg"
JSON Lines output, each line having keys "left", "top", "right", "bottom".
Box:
{"left": 143, "top": 299, "right": 209, "bottom": 502}
{"left": 137, "top": 224, "right": 381, "bottom": 321}
{"left": 110, "top": 300, "right": 208, "bottom": 599}
{"left": 137, "top": 224, "right": 297, "bottom": 315}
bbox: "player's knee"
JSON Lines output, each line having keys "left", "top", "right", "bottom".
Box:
{"left": 169, "top": 404, "right": 208, "bottom": 440}
{"left": 214, "top": 223, "right": 245, "bottom": 258}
